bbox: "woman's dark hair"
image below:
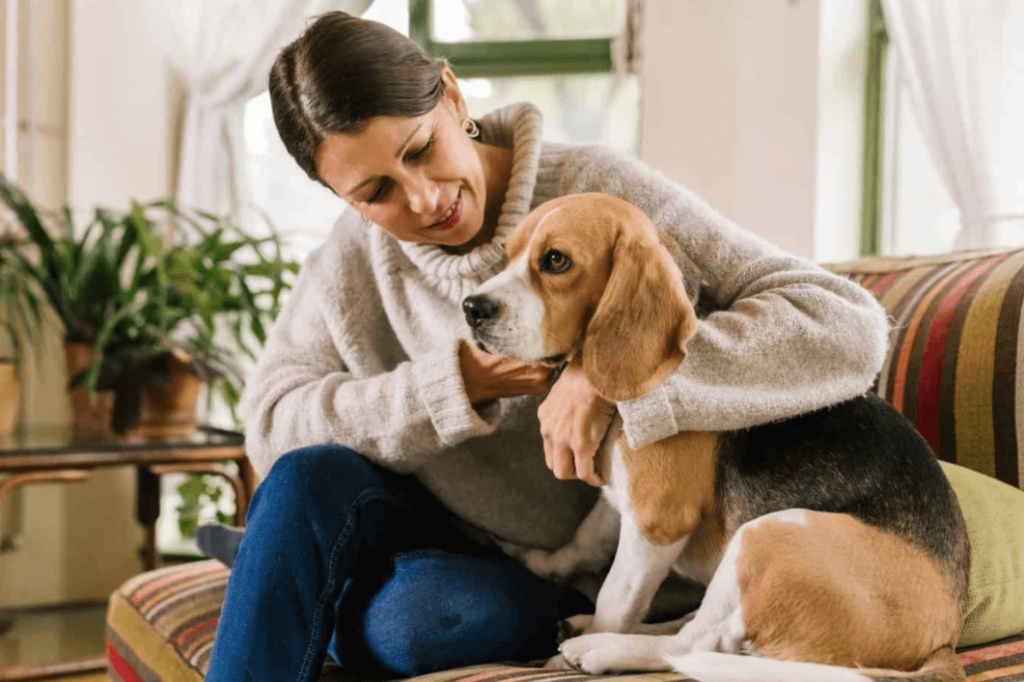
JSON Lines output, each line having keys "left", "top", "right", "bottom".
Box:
{"left": 269, "top": 12, "right": 448, "bottom": 185}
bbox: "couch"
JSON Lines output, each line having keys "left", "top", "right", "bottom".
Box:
{"left": 105, "top": 246, "right": 1024, "bottom": 681}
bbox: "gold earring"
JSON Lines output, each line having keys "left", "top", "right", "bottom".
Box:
{"left": 462, "top": 118, "right": 480, "bottom": 139}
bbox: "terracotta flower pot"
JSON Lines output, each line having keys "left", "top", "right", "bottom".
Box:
{"left": 0, "top": 360, "right": 21, "bottom": 436}
{"left": 64, "top": 341, "right": 116, "bottom": 434}
{"left": 137, "top": 349, "right": 203, "bottom": 437}
{"left": 63, "top": 343, "right": 203, "bottom": 437}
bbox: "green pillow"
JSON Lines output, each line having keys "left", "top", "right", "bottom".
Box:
{"left": 940, "top": 461, "right": 1024, "bottom": 646}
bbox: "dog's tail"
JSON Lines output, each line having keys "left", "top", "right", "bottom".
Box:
{"left": 666, "top": 647, "right": 963, "bottom": 682}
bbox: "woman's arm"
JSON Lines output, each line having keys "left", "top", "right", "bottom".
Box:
{"left": 557, "top": 144, "right": 891, "bottom": 449}
{"left": 242, "top": 292, "right": 499, "bottom": 478}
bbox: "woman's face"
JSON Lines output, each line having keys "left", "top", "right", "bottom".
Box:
{"left": 315, "top": 69, "right": 496, "bottom": 252}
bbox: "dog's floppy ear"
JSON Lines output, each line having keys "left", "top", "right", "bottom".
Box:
{"left": 583, "top": 237, "right": 698, "bottom": 402}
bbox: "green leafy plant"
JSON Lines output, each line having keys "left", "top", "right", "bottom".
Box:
{"left": 176, "top": 472, "right": 234, "bottom": 539}
{"left": 0, "top": 174, "right": 299, "bottom": 432}
{"left": 0, "top": 235, "right": 45, "bottom": 366}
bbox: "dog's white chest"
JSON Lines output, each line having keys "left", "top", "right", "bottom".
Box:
{"left": 599, "top": 418, "right": 631, "bottom": 516}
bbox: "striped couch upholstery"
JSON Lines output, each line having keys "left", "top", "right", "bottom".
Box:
{"left": 107, "top": 247, "right": 1024, "bottom": 682}
{"left": 826, "top": 246, "right": 1024, "bottom": 490}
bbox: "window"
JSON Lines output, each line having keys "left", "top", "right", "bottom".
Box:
{"left": 862, "top": 0, "right": 985, "bottom": 257}
{"left": 413, "top": 0, "right": 640, "bottom": 154}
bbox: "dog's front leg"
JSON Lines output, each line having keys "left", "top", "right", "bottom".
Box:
{"left": 586, "top": 513, "right": 686, "bottom": 634}
{"left": 556, "top": 514, "right": 686, "bottom": 674}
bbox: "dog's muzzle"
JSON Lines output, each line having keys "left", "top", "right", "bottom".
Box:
{"left": 462, "top": 295, "right": 500, "bottom": 328}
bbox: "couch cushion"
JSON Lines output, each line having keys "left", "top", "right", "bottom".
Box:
{"left": 107, "top": 560, "right": 228, "bottom": 682}
{"left": 942, "top": 461, "right": 1024, "bottom": 646}
{"left": 109, "top": 556, "right": 1024, "bottom": 681}
{"left": 827, "top": 247, "right": 1024, "bottom": 490}
{"left": 104, "top": 559, "right": 696, "bottom": 682}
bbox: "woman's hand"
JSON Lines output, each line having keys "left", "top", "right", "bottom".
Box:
{"left": 459, "top": 340, "right": 554, "bottom": 404}
{"left": 537, "top": 355, "right": 615, "bottom": 487}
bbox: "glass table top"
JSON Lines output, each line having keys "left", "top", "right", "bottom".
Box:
{"left": 0, "top": 425, "right": 243, "bottom": 456}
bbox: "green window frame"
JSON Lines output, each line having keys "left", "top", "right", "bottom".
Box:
{"left": 860, "top": 0, "right": 889, "bottom": 256}
{"left": 408, "top": 0, "right": 618, "bottom": 77}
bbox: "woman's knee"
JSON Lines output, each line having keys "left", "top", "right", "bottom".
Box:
{"left": 249, "top": 444, "right": 398, "bottom": 522}
{"left": 359, "top": 550, "right": 592, "bottom": 676}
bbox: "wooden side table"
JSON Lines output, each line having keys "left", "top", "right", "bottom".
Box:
{"left": 0, "top": 424, "right": 253, "bottom": 681}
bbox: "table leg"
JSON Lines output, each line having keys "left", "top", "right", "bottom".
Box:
{"left": 136, "top": 466, "right": 161, "bottom": 571}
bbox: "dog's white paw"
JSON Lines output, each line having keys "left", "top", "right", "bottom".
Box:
{"left": 558, "top": 634, "right": 625, "bottom": 675}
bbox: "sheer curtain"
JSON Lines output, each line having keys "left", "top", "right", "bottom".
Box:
{"left": 143, "top": 0, "right": 372, "bottom": 216}
{"left": 880, "top": 0, "right": 1024, "bottom": 250}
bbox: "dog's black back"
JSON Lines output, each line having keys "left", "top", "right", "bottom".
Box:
{"left": 716, "top": 392, "right": 969, "bottom": 601}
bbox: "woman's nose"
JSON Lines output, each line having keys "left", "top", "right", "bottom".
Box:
{"left": 405, "top": 175, "right": 440, "bottom": 215}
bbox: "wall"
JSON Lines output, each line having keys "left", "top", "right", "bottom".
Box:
{"left": 639, "top": 0, "right": 868, "bottom": 264}
{"left": 0, "top": 0, "right": 180, "bottom": 608}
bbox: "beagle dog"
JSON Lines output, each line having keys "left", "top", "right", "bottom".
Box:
{"left": 462, "top": 193, "right": 969, "bottom": 682}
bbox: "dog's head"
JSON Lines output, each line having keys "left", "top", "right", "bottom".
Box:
{"left": 463, "top": 193, "right": 698, "bottom": 401}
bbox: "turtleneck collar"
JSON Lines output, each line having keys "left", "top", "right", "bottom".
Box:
{"left": 397, "top": 102, "right": 544, "bottom": 281}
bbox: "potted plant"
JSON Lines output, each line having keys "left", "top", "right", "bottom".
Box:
{"left": 0, "top": 235, "right": 45, "bottom": 434}
{"left": 0, "top": 174, "right": 298, "bottom": 435}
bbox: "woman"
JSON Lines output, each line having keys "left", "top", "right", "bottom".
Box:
{"left": 203, "top": 11, "right": 890, "bottom": 682}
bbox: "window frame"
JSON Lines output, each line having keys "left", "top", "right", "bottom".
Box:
{"left": 408, "top": 0, "right": 617, "bottom": 77}
{"left": 860, "top": 0, "right": 889, "bottom": 256}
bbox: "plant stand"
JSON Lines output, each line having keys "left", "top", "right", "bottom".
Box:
{"left": 0, "top": 424, "right": 253, "bottom": 680}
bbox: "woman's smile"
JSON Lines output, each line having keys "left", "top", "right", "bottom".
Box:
{"left": 427, "top": 189, "right": 463, "bottom": 232}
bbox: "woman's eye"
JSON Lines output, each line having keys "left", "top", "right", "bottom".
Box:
{"left": 364, "top": 181, "right": 391, "bottom": 205}
{"left": 407, "top": 136, "right": 434, "bottom": 161}
{"left": 541, "top": 249, "right": 572, "bottom": 273}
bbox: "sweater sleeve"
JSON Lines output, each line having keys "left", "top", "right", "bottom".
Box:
{"left": 555, "top": 145, "right": 891, "bottom": 449}
{"left": 241, "top": 248, "right": 501, "bottom": 479}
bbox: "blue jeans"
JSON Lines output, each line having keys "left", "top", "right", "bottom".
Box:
{"left": 204, "top": 444, "right": 593, "bottom": 682}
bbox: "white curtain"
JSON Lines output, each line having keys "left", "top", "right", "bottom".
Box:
{"left": 880, "top": 0, "right": 1024, "bottom": 250}
{"left": 143, "top": 0, "right": 373, "bottom": 216}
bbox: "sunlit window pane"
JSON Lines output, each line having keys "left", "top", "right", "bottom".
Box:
{"left": 364, "top": 0, "right": 410, "bottom": 35}
{"left": 235, "top": 92, "right": 348, "bottom": 260}
{"left": 433, "top": 0, "right": 623, "bottom": 42}
{"left": 461, "top": 74, "right": 639, "bottom": 155}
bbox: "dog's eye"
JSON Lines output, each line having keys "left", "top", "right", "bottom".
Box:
{"left": 540, "top": 249, "right": 572, "bottom": 274}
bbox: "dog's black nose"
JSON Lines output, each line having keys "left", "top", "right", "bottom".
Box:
{"left": 462, "top": 296, "right": 499, "bottom": 328}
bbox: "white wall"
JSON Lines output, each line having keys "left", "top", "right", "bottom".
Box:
{"left": 640, "top": 0, "right": 867, "bottom": 264}
{"left": 68, "top": 0, "right": 180, "bottom": 208}
{"left": 815, "top": 0, "right": 869, "bottom": 263}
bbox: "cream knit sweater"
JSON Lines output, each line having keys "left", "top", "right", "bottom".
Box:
{"left": 242, "top": 103, "right": 890, "bottom": 551}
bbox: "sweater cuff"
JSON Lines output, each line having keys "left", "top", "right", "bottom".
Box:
{"left": 617, "top": 385, "right": 679, "bottom": 450}
{"left": 415, "top": 340, "right": 501, "bottom": 446}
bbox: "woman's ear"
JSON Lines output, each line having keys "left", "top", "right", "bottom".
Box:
{"left": 439, "top": 68, "right": 467, "bottom": 119}
{"left": 583, "top": 237, "right": 698, "bottom": 402}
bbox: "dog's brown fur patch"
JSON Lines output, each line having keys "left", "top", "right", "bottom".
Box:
{"left": 738, "top": 511, "right": 962, "bottom": 670}
{"left": 619, "top": 431, "right": 719, "bottom": 546}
